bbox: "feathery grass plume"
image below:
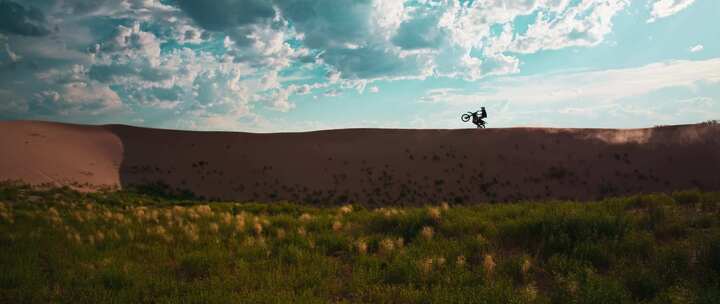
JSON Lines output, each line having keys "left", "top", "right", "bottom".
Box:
{"left": 420, "top": 226, "right": 434, "bottom": 240}
{"left": 0, "top": 202, "right": 14, "bottom": 224}
{"left": 171, "top": 206, "right": 186, "bottom": 219}
{"left": 253, "top": 221, "right": 263, "bottom": 236}
{"left": 187, "top": 209, "right": 200, "bottom": 220}
{"left": 243, "top": 236, "right": 256, "bottom": 247}
{"left": 376, "top": 207, "right": 402, "bottom": 218}
{"left": 47, "top": 207, "right": 63, "bottom": 225}
{"left": 133, "top": 207, "right": 148, "bottom": 221}
{"left": 436, "top": 256, "right": 446, "bottom": 268}
{"left": 521, "top": 257, "right": 532, "bottom": 276}
{"left": 183, "top": 223, "right": 199, "bottom": 242}
{"left": 355, "top": 239, "right": 368, "bottom": 255}
{"left": 483, "top": 254, "right": 496, "bottom": 276}
{"left": 48, "top": 207, "right": 60, "bottom": 218}
{"left": 113, "top": 212, "right": 126, "bottom": 224}
{"left": 419, "top": 258, "right": 434, "bottom": 274}
{"left": 209, "top": 222, "right": 220, "bottom": 234}
{"left": 95, "top": 231, "right": 105, "bottom": 243}
{"left": 72, "top": 211, "right": 85, "bottom": 223}
{"left": 332, "top": 220, "right": 343, "bottom": 232}
{"left": 379, "top": 238, "right": 395, "bottom": 254}
{"left": 234, "top": 213, "right": 246, "bottom": 232}
{"left": 163, "top": 209, "right": 173, "bottom": 221}
{"left": 441, "top": 202, "right": 450, "bottom": 211}
{"left": 523, "top": 283, "right": 538, "bottom": 301}
{"left": 149, "top": 209, "right": 160, "bottom": 223}
{"left": 339, "top": 204, "right": 353, "bottom": 215}
{"left": 147, "top": 225, "right": 166, "bottom": 237}
{"left": 275, "top": 228, "right": 286, "bottom": 239}
{"left": 194, "top": 205, "right": 214, "bottom": 218}
{"left": 102, "top": 210, "right": 115, "bottom": 222}
{"left": 299, "top": 213, "right": 313, "bottom": 222}
{"left": 220, "top": 212, "right": 232, "bottom": 226}
{"left": 456, "top": 255, "right": 466, "bottom": 267}
{"left": 71, "top": 232, "right": 82, "bottom": 244}
{"left": 297, "top": 227, "right": 307, "bottom": 237}
{"left": 428, "top": 207, "right": 442, "bottom": 221}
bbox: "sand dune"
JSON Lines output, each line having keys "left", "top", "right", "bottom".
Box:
{"left": 1, "top": 120, "right": 719, "bottom": 205}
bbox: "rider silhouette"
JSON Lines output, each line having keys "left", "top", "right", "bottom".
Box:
{"left": 473, "top": 107, "right": 487, "bottom": 128}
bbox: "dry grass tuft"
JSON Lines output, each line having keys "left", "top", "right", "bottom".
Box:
{"left": 420, "top": 226, "right": 434, "bottom": 240}
{"left": 483, "top": 254, "right": 496, "bottom": 276}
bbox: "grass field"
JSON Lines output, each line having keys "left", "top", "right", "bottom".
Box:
{"left": 1, "top": 183, "right": 719, "bottom": 303}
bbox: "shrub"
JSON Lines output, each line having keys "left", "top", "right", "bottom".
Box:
{"left": 98, "top": 268, "right": 133, "bottom": 291}
{"left": 178, "top": 253, "right": 214, "bottom": 280}
{"left": 671, "top": 190, "right": 701, "bottom": 205}
{"left": 623, "top": 267, "right": 661, "bottom": 302}
{"left": 575, "top": 273, "right": 631, "bottom": 304}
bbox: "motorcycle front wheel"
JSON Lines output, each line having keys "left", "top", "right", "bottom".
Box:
{"left": 461, "top": 114, "right": 471, "bottom": 122}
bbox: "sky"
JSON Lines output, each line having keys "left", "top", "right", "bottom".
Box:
{"left": 0, "top": 0, "right": 718, "bottom": 132}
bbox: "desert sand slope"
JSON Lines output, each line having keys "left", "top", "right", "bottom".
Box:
{"left": 0, "top": 121, "right": 123, "bottom": 189}
{"left": 1, "top": 120, "right": 719, "bottom": 204}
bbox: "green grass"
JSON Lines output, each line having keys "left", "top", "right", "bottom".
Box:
{"left": 1, "top": 182, "right": 719, "bottom": 303}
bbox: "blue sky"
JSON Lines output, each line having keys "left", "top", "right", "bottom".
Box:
{"left": 0, "top": 0, "right": 718, "bottom": 132}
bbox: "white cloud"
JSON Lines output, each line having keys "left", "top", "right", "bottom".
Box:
{"left": 690, "top": 44, "right": 703, "bottom": 53}
{"left": 648, "top": 0, "right": 696, "bottom": 22}
{"left": 422, "top": 58, "right": 720, "bottom": 106}
{"left": 510, "top": 0, "right": 629, "bottom": 53}
{"left": 268, "top": 87, "right": 295, "bottom": 112}
{"left": 5, "top": 43, "right": 20, "bottom": 62}
{"left": 62, "top": 82, "right": 122, "bottom": 111}
{"left": 97, "top": 23, "right": 162, "bottom": 66}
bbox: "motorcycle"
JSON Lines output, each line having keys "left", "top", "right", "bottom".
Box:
{"left": 461, "top": 111, "right": 487, "bottom": 128}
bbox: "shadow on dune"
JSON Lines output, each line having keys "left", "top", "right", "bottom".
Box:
{"left": 106, "top": 123, "right": 720, "bottom": 205}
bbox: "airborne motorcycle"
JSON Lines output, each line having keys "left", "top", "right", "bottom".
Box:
{"left": 461, "top": 107, "right": 487, "bottom": 128}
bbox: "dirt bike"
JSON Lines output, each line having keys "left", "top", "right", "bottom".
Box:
{"left": 461, "top": 111, "right": 487, "bottom": 128}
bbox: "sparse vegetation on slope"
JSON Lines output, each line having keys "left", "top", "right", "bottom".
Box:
{"left": 1, "top": 183, "right": 719, "bottom": 303}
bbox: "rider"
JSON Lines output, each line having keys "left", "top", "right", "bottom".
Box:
{"left": 472, "top": 107, "right": 487, "bottom": 127}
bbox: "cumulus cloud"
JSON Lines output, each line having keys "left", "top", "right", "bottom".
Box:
{"left": 689, "top": 44, "right": 703, "bottom": 53}
{"left": 510, "top": 0, "right": 629, "bottom": 53}
{"left": 648, "top": 0, "right": 696, "bottom": 22}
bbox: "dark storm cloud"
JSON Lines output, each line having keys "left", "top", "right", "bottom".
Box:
{"left": 320, "top": 46, "right": 425, "bottom": 80}
{"left": 392, "top": 15, "right": 446, "bottom": 50}
{"left": 169, "top": 0, "right": 411, "bottom": 79}
{"left": 173, "top": 0, "right": 275, "bottom": 31}
{"left": 0, "top": 1, "right": 51, "bottom": 36}
{"left": 274, "top": 0, "right": 375, "bottom": 49}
